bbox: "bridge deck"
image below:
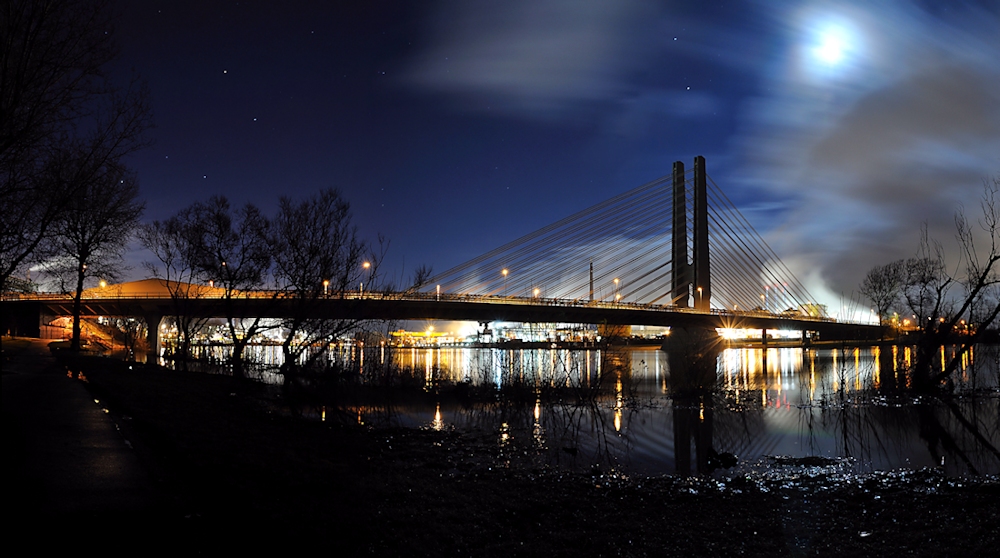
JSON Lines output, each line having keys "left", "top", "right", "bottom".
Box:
{"left": 3, "top": 290, "right": 880, "bottom": 339}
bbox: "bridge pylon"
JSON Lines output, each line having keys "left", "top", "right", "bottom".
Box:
{"left": 671, "top": 156, "right": 711, "bottom": 311}
{"left": 671, "top": 161, "right": 690, "bottom": 307}
{"left": 693, "top": 156, "right": 710, "bottom": 312}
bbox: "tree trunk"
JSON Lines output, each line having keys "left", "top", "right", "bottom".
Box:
{"left": 70, "top": 267, "right": 85, "bottom": 351}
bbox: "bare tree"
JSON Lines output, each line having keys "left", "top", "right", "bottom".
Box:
{"left": 859, "top": 259, "right": 904, "bottom": 326}
{"left": 45, "top": 164, "right": 144, "bottom": 351}
{"left": 183, "top": 196, "right": 273, "bottom": 379}
{"left": 900, "top": 177, "right": 1000, "bottom": 391}
{"left": 138, "top": 216, "right": 212, "bottom": 369}
{"left": 269, "top": 189, "right": 370, "bottom": 377}
{"left": 1, "top": 0, "right": 151, "bottom": 290}
{"left": 410, "top": 264, "right": 433, "bottom": 291}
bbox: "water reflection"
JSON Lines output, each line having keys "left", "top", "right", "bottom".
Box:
{"left": 171, "top": 341, "right": 999, "bottom": 477}
{"left": 375, "top": 345, "right": 998, "bottom": 477}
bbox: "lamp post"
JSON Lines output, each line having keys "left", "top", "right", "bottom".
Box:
{"left": 502, "top": 268, "right": 509, "bottom": 297}
{"left": 697, "top": 286, "right": 703, "bottom": 309}
{"left": 360, "top": 261, "right": 371, "bottom": 297}
{"left": 323, "top": 279, "right": 329, "bottom": 297}
{"left": 436, "top": 284, "right": 440, "bottom": 302}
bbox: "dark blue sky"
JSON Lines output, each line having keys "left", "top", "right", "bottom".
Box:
{"left": 110, "top": 0, "right": 1000, "bottom": 313}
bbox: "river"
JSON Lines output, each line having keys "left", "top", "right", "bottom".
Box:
{"left": 181, "top": 342, "right": 1000, "bottom": 477}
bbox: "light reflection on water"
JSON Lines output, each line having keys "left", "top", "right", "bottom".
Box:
{"left": 180, "top": 342, "right": 999, "bottom": 477}
{"left": 376, "top": 345, "right": 999, "bottom": 477}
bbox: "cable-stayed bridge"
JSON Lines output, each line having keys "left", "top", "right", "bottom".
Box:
{"left": 3, "top": 157, "right": 882, "bottom": 347}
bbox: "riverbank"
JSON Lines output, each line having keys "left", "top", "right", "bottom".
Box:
{"left": 4, "top": 338, "right": 997, "bottom": 555}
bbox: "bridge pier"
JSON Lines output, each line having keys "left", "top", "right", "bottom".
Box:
{"left": 663, "top": 326, "right": 725, "bottom": 475}
{"left": 143, "top": 313, "right": 163, "bottom": 362}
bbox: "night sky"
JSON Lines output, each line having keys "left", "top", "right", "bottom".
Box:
{"left": 109, "top": 1, "right": 1000, "bottom": 313}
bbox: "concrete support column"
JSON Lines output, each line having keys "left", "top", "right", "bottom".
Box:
{"left": 143, "top": 313, "right": 163, "bottom": 362}
{"left": 671, "top": 161, "right": 690, "bottom": 307}
{"left": 693, "top": 155, "right": 711, "bottom": 311}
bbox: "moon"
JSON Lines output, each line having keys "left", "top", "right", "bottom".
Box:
{"left": 814, "top": 24, "right": 849, "bottom": 65}
{"left": 803, "top": 16, "right": 863, "bottom": 79}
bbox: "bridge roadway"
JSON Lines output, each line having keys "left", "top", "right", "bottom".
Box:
{"left": 3, "top": 289, "right": 881, "bottom": 342}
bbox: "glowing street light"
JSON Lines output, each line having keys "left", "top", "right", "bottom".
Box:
{"left": 533, "top": 287, "right": 540, "bottom": 298}
{"left": 502, "top": 268, "right": 509, "bottom": 297}
{"left": 360, "top": 261, "right": 371, "bottom": 297}
{"left": 697, "top": 286, "right": 703, "bottom": 309}
{"left": 323, "top": 279, "right": 329, "bottom": 297}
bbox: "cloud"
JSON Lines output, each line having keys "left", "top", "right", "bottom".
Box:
{"left": 730, "top": 0, "right": 1000, "bottom": 307}
{"left": 401, "top": 0, "right": 660, "bottom": 120}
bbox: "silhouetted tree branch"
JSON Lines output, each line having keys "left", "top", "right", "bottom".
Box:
{"left": 45, "top": 163, "right": 144, "bottom": 351}
{"left": 899, "top": 177, "right": 1000, "bottom": 391}
{"left": 1, "top": 0, "right": 151, "bottom": 289}
{"left": 183, "top": 196, "right": 273, "bottom": 379}
{"left": 137, "top": 216, "right": 212, "bottom": 369}
{"left": 859, "top": 259, "right": 904, "bottom": 326}
{"left": 269, "top": 188, "right": 368, "bottom": 377}
{"left": 410, "top": 264, "right": 434, "bottom": 291}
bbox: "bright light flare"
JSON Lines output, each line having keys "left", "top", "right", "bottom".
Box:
{"left": 813, "top": 24, "right": 849, "bottom": 65}
{"left": 801, "top": 14, "right": 865, "bottom": 80}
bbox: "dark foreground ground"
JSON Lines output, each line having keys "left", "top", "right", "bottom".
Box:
{"left": 3, "top": 338, "right": 997, "bottom": 556}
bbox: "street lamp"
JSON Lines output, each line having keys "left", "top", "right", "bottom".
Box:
{"left": 436, "top": 284, "right": 441, "bottom": 302}
{"left": 323, "top": 279, "right": 329, "bottom": 297}
{"left": 697, "top": 286, "right": 703, "bottom": 309}
{"left": 502, "top": 268, "right": 509, "bottom": 297}
{"left": 360, "top": 261, "right": 371, "bottom": 297}
{"left": 533, "top": 287, "right": 540, "bottom": 298}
